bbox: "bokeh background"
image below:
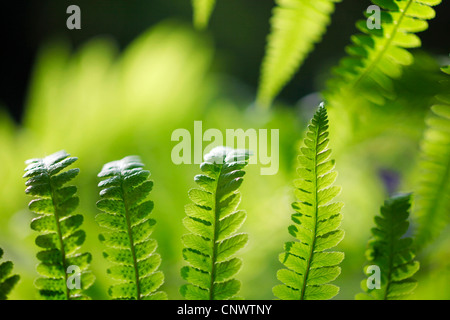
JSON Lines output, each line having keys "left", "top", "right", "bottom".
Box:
{"left": 0, "top": 0, "right": 449, "bottom": 300}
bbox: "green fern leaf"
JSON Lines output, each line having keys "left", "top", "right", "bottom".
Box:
{"left": 24, "top": 150, "right": 94, "bottom": 300}
{"left": 274, "top": 104, "right": 344, "bottom": 300}
{"left": 257, "top": 0, "right": 340, "bottom": 108}
{"left": 181, "top": 146, "right": 250, "bottom": 300}
{"left": 325, "top": 0, "right": 442, "bottom": 105}
{"left": 192, "top": 0, "right": 216, "bottom": 30}
{"left": 96, "top": 156, "right": 167, "bottom": 300}
{"left": 0, "top": 247, "right": 20, "bottom": 300}
{"left": 413, "top": 65, "right": 450, "bottom": 249}
{"left": 356, "top": 194, "right": 419, "bottom": 300}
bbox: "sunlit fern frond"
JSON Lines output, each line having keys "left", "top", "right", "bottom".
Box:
{"left": 24, "top": 150, "right": 94, "bottom": 300}
{"left": 273, "top": 104, "right": 345, "bottom": 300}
{"left": 96, "top": 156, "right": 167, "bottom": 300}
{"left": 257, "top": 0, "right": 340, "bottom": 108}
{"left": 413, "top": 65, "right": 450, "bottom": 249}
{"left": 324, "top": 0, "right": 442, "bottom": 106}
{"left": 180, "top": 146, "right": 250, "bottom": 300}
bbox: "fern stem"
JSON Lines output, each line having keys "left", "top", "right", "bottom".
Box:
{"left": 121, "top": 176, "right": 141, "bottom": 300}
{"left": 352, "top": 0, "right": 413, "bottom": 90}
{"left": 208, "top": 164, "right": 223, "bottom": 300}
{"left": 48, "top": 173, "right": 70, "bottom": 300}
{"left": 300, "top": 118, "right": 320, "bottom": 300}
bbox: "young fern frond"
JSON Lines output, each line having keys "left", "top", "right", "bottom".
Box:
{"left": 356, "top": 194, "right": 419, "bottom": 300}
{"left": 24, "top": 150, "right": 94, "bottom": 300}
{"left": 192, "top": 0, "right": 216, "bottom": 30}
{"left": 414, "top": 65, "right": 450, "bottom": 249}
{"left": 96, "top": 156, "right": 167, "bottom": 300}
{"left": 0, "top": 248, "right": 20, "bottom": 300}
{"left": 180, "top": 146, "right": 250, "bottom": 300}
{"left": 273, "top": 104, "right": 344, "bottom": 300}
{"left": 257, "top": 0, "right": 340, "bottom": 109}
{"left": 324, "top": 0, "right": 442, "bottom": 105}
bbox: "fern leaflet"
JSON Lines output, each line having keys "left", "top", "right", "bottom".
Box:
{"left": 356, "top": 194, "right": 419, "bottom": 300}
{"left": 0, "top": 247, "right": 20, "bottom": 300}
{"left": 325, "top": 0, "right": 442, "bottom": 105}
{"left": 257, "top": 0, "right": 340, "bottom": 109}
{"left": 414, "top": 65, "right": 450, "bottom": 249}
{"left": 180, "top": 146, "right": 250, "bottom": 300}
{"left": 192, "top": 0, "right": 216, "bottom": 30}
{"left": 24, "top": 150, "right": 94, "bottom": 300}
{"left": 96, "top": 156, "right": 167, "bottom": 300}
{"left": 273, "top": 104, "right": 344, "bottom": 300}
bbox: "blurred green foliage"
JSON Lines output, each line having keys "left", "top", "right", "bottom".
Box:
{"left": 0, "top": 19, "right": 448, "bottom": 300}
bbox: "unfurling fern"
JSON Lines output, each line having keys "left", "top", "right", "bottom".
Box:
{"left": 273, "top": 104, "right": 344, "bottom": 300}
{"left": 192, "top": 0, "right": 216, "bottom": 30}
{"left": 96, "top": 156, "right": 167, "bottom": 300}
{"left": 24, "top": 150, "right": 94, "bottom": 300}
{"left": 180, "top": 146, "right": 250, "bottom": 300}
{"left": 414, "top": 65, "right": 450, "bottom": 249}
{"left": 325, "top": 0, "right": 442, "bottom": 105}
{"left": 257, "top": 0, "right": 340, "bottom": 109}
{"left": 0, "top": 247, "right": 20, "bottom": 300}
{"left": 356, "top": 194, "right": 419, "bottom": 300}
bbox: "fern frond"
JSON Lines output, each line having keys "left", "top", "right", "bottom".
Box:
{"left": 192, "top": 0, "right": 216, "bottom": 30}
{"left": 96, "top": 156, "right": 167, "bottom": 300}
{"left": 357, "top": 194, "right": 419, "bottom": 300}
{"left": 257, "top": 0, "right": 340, "bottom": 108}
{"left": 24, "top": 150, "right": 94, "bottom": 300}
{"left": 180, "top": 146, "right": 250, "bottom": 300}
{"left": 414, "top": 65, "right": 450, "bottom": 249}
{"left": 273, "top": 104, "right": 344, "bottom": 300}
{"left": 0, "top": 248, "right": 20, "bottom": 300}
{"left": 325, "top": 0, "right": 442, "bottom": 105}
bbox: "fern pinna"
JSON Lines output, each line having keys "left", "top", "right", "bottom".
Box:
{"left": 192, "top": 0, "right": 216, "bottom": 30}
{"left": 0, "top": 247, "right": 20, "bottom": 300}
{"left": 257, "top": 0, "right": 340, "bottom": 108}
{"left": 24, "top": 150, "right": 94, "bottom": 300}
{"left": 357, "top": 194, "right": 419, "bottom": 300}
{"left": 414, "top": 65, "right": 450, "bottom": 249}
{"left": 180, "top": 146, "right": 250, "bottom": 300}
{"left": 273, "top": 104, "right": 344, "bottom": 300}
{"left": 96, "top": 156, "right": 166, "bottom": 300}
{"left": 325, "top": 0, "right": 441, "bottom": 105}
